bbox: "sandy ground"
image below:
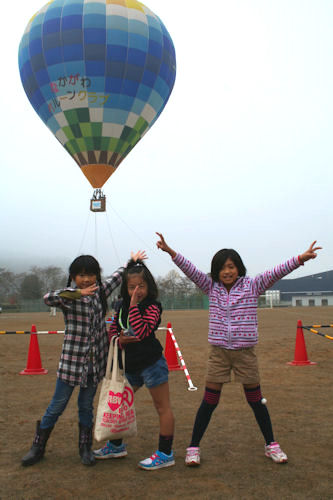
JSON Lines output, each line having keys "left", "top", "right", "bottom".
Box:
{"left": 1, "top": 307, "right": 333, "bottom": 500}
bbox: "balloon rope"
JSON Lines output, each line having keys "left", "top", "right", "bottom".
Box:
{"left": 104, "top": 211, "right": 121, "bottom": 266}
{"left": 94, "top": 212, "right": 98, "bottom": 258}
{"left": 106, "top": 199, "right": 156, "bottom": 253}
{"left": 77, "top": 210, "right": 91, "bottom": 255}
{"left": 106, "top": 199, "right": 173, "bottom": 265}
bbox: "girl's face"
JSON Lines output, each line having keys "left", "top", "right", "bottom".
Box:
{"left": 74, "top": 272, "right": 97, "bottom": 289}
{"left": 127, "top": 274, "right": 148, "bottom": 302}
{"left": 218, "top": 258, "right": 239, "bottom": 290}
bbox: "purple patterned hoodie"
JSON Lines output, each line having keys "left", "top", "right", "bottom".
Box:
{"left": 173, "top": 253, "right": 301, "bottom": 349}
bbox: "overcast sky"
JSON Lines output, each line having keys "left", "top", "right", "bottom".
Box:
{"left": 1, "top": 0, "right": 332, "bottom": 281}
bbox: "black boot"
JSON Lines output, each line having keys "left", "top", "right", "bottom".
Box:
{"left": 21, "top": 420, "right": 54, "bottom": 466}
{"left": 79, "top": 424, "right": 96, "bottom": 466}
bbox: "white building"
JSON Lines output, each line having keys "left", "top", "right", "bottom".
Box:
{"left": 291, "top": 293, "right": 333, "bottom": 307}
{"left": 265, "top": 290, "right": 280, "bottom": 306}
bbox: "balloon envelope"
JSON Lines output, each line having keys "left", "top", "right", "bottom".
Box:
{"left": 18, "top": 0, "right": 176, "bottom": 188}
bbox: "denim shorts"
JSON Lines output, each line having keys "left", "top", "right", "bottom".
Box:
{"left": 126, "top": 356, "right": 169, "bottom": 389}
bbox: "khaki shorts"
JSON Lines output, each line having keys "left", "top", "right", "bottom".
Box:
{"left": 206, "top": 344, "right": 260, "bottom": 385}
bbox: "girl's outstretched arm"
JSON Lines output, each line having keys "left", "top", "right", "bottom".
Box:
{"left": 156, "top": 232, "right": 212, "bottom": 295}
{"left": 156, "top": 232, "right": 176, "bottom": 259}
{"left": 252, "top": 240, "right": 322, "bottom": 295}
{"left": 44, "top": 288, "right": 80, "bottom": 310}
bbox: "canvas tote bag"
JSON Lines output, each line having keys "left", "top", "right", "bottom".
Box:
{"left": 94, "top": 337, "right": 137, "bottom": 442}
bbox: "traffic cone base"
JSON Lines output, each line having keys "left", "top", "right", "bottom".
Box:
{"left": 20, "top": 326, "right": 48, "bottom": 375}
{"left": 287, "top": 360, "right": 316, "bottom": 366}
{"left": 20, "top": 367, "right": 48, "bottom": 374}
{"left": 287, "top": 320, "right": 316, "bottom": 366}
{"left": 165, "top": 326, "right": 182, "bottom": 371}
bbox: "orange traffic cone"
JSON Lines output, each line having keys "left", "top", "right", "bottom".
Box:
{"left": 287, "top": 320, "right": 316, "bottom": 366}
{"left": 165, "top": 323, "right": 182, "bottom": 371}
{"left": 20, "top": 325, "right": 48, "bottom": 375}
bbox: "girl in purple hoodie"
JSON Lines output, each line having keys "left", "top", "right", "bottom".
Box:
{"left": 156, "top": 233, "right": 321, "bottom": 466}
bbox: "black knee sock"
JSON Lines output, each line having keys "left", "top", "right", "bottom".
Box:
{"left": 189, "top": 387, "right": 221, "bottom": 447}
{"left": 158, "top": 434, "right": 173, "bottom": 455}
{"left": 244, "top": 386, "right": 274, "bottom": 445}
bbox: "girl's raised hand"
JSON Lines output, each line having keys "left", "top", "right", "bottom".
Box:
{"left": 80, "top": 283, "right": 98, "bottom": 296}
{"left": 156, "top": 232, "right": 176, "bottom": 258}
{"left": 131, "top": 250, "right": 147, "bottom": 262}
{"left": 299, "top": 241, "right": 322, "bottom": 263}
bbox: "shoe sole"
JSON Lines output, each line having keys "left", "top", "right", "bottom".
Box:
{"left": 81, "top": 459, "right": 97, "bottom": 466}
{"left": 94, "top": 452, "right": 128, "bottom": 459}
{"left": 22, "top": 459, "right": 43, "bottom": 467}
{"left": 265, "top": 454, "right": 288, "bottom": 464}
{"left": 21, "top": 455, "right": 45, "bottom": 467}
{"left": 138, "top": 460, "right": 175, "bottom": 470}
{"left": 185, "top": 460, "right": 200, "bottom": 466}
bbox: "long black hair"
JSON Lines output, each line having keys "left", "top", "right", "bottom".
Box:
{"left": 120, "top": 259, "right": 158, "bottom": 308}
{"left": 210, "top": 249, "right": 246, "bottom": 283}
{"left": 67, "top": 255, "right": 108, "bottom": 316}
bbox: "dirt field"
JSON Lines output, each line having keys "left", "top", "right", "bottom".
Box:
{"left": 1, "top": 307, "right": 333, "bottom": 500}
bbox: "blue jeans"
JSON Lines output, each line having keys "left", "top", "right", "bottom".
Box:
{"left": 40, "top": 376, "right": 97, "bottom": 429}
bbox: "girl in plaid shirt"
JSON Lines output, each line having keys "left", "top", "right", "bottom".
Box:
{"left": 156, "top": 233, "right": 321, "bottom": 467}
{"left": 22, "top": 250, "right": 146, "bottom": 468}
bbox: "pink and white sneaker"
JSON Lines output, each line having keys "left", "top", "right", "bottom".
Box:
{"left": 265, "top": 442, "right": 288, "bottom": 463}
{"left": 185, "top": 447, "right": 200, "bottom": 466}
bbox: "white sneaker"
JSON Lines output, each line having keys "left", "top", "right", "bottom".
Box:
{"left": 185, "top": 447, "right": 200, "bottom": 466}
{"left": 265, "top": 442, "right": 288, "bottom": 463}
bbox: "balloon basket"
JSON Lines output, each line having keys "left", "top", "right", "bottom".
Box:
{"left": 90, "top": 189, "right": 106, "bottom": 212}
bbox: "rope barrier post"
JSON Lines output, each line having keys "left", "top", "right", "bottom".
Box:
{"left": 166, "top": 322, "right": 197, "bottom": 391}
{"left": 303, "top": 324, "right": 333, "bottom": 341}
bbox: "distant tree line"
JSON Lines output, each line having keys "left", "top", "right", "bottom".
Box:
{"left": 156, "top": 270, "right": 204, "bottom": 301}
{"left": 0, "top": 266, "right": 67, "bottom": 307}
{"left": 0, "top": 266, "right": 207, "bottom": 310}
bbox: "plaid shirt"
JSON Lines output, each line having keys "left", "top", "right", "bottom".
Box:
{"left": 44, "top": 267, "right": 124, "bottom": 387}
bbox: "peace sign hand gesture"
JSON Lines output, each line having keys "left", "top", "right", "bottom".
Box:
{"left": 299, "top": 241, "right": 322, "bottom": 263}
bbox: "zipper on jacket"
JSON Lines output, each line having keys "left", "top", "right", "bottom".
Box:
{"left": 226, "top": 294, "right": 232, "bottom": 348}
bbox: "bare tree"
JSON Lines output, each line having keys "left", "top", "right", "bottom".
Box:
{"left": 30, "top": 266, "right": 67, "bottom": 293}
{"left": 157, "top": 270, "right": 181, "bottom": 298}
{"left": 20, "top": 274, "right": 43, "bottom": 299}
{"left": 0, "top": 268, "right": 25, "bottom": 303}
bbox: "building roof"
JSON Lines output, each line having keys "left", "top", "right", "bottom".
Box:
{"left": 270, "top": 270, "right": 333, "bottom": 293}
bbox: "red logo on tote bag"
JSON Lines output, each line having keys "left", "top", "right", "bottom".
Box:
{"left": 107, "top": 386, "right": 134, "bottom": 412}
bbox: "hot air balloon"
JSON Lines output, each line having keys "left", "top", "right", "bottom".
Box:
{"left": 18, "top": 0, "right": 176, "bottom": 211}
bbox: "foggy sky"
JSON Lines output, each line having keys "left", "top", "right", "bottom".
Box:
{"left": 1, "top": 0, "right": 332, "bottom": 281}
